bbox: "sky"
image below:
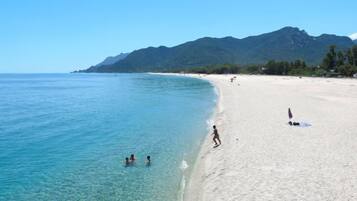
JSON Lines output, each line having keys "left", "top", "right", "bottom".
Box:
{"left": 0, "top": 0, "right": 356, "bottom": 73}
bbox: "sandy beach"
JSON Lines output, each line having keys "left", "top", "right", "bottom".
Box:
{"left": 184, "top": 74, "right": 357, "bottom": 201}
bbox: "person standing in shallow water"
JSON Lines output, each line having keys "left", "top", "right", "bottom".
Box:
{"left": 130, "top": 154, "right": 135, "bottom": 163}
{"left": 212, "top": 125, "right": 221, "bottom": 146}
{"left": 125, "top": 157, "right": 130, "bottom": 167}
{"left": 146, "top": 156, "right": 151, "bottom": 166}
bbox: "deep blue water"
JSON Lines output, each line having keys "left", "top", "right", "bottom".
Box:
{"left": 0, "top": 73, "right": 216, "bottom": 201}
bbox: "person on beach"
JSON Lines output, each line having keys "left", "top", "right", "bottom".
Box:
{"left": 288, "top": 108, "right": 301, "bottom": 126}
{"left": 288, "top": 108, "right": 293, "bottom": 124}
{"left": 146, "top": 156, "right": 151, "bottom": 166}
{"left": 212, "top": 125, "right": 221, "bottom": 146}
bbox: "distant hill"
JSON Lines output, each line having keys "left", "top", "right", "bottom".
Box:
{"left": 95, "top": 53, "right": 129, "bottom": 67}
{"left": 354, "top": 39, "right": 357, "bottom": 44}
{"left": 78, "top": 53, "right": 129, "bottom": 72}
{"left": 80, "top": 27, "right": 354, "bottom": 73}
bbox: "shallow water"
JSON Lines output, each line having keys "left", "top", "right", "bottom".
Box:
{"left": 0, "top": 73, "right": 216, "bottom": 201}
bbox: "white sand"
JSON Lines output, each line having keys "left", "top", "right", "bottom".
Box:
{"left": 184, "top": 74, "right": 357, "bottom": 201}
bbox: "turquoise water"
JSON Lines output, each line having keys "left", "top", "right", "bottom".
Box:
{"left": 0, "top": 73, "right": 215, "bottom": 201}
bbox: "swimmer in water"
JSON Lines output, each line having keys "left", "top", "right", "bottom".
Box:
{"left": 146, "top": 156, "right": 151, "bottom": 166}
{"left": 125, "top": 157, "right": 130, "bottom": 167}
{"left": 130, "top": 154, "right": 135, "bottom": 163}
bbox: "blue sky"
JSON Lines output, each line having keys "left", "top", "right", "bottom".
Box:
{"left": 0, "top": 0, "right": 356, "bottom": 73}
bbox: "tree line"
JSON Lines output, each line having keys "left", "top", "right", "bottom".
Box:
{"left": 175, "top": 45, "right": 357, "bottom": 77}
{"left": 322, "top": 45, "right": 357, "bottom": 76}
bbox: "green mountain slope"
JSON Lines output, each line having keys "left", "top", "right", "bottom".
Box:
{"left": 81, "top": 27, "right": 354, "bottom": 72}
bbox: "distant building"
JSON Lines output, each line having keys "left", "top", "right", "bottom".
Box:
{"left": 353, "top": 73, "right": 357, "bottom": 78}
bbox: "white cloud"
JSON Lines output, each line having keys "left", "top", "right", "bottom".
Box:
{"left": 349, "top": 33, "right": 357, "bottom": 40}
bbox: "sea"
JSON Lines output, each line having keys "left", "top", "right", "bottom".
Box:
{"left": 0, "top": 73, "right": 216, "bottom": 201}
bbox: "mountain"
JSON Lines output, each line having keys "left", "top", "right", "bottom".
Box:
{"left": 78, "top": 53, "right": 129, "bottom": 72}
{"left": 354, "top": 40, "right": 357, "bottom": 44}
{"left": 95, "top": 53, "right": 129, "bottom": 67}
{"left": 81, "top": 27, "right": 354, "bottom": 73}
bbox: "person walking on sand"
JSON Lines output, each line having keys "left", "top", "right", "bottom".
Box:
{"left": 212, "top": 125, "right": 221, "bottom": 146}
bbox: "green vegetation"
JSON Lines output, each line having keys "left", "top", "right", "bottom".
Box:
{"left": 175, "top": 45, "right": 357, "bottom": 77}
{"left": 78, "top": 27, "right": 357, "bottom": 77}
{"left": 321, "top": 45, "right": 357, "bottom": 76}
{"left": 80, "top": 27, "right": 355, "bottom": 73}
{"left": 170, "top": 64, "right": 241, "bottom": 74}
{"left": 175, "top": 60, "right": 310, "bottom": 76}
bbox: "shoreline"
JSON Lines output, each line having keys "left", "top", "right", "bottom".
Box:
{"left": 179, "top": 74, "right": 357, "bottom": 201}
{"left": 152, "top": 73, "right": 222, "bottom": 201}
{"left": 182, "top": 74, "right": 224, "bottom": 201}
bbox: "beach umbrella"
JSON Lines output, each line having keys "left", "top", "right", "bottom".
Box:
{"left": 288, "top": 108, "right": 293, "bottom": 119}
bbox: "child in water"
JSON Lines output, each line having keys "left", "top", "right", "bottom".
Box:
{"left": 130, "top": 154, "right": 135, "bottom": 163}
{"left": 146, "top": 156, "right": 151, "bottom": 166}
{"left": 124, "top": 157, "right": 130, "bottom": 167}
